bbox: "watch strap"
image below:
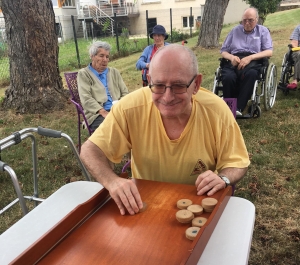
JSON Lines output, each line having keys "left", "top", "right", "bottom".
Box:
{"left": 218, "top": 175, "right": 230, "bottom": 187}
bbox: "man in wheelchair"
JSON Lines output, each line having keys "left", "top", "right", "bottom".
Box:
{"left": 220, "top": 7, "right": 273, "bottom": 117}
{"left": 285, "top": 24, "right": 300, "bottom": 90}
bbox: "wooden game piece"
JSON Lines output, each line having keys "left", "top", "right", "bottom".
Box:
{"left": 192, "top": 217, "right": 207, "bottom": 228}
{"left": 139, "top": 202, "right": 147, "bottom": 213}
{"left": 201, "top": 198, "right": 218, "bottom": 212}
{"left": 177, "top": 199, "right": 193, "bottom": 209}
{"left": 176, "top": 209, "right": 194, "bottom": 223}
{"left": 185, "top": 227, "right": 200, "bottom": 241}
{"left": 187, "top": 204, "right": 203, "bottom": 216}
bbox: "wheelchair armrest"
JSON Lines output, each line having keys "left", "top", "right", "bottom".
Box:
{"left": 219, "top": 58, "right": 230, "bottom": 67}
{"left": 261, "top": 57, "right": 269, "bottom": 67}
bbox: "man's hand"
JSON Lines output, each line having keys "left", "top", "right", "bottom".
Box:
{"left": 230, "top": 55, "right": 241, "bottom": 67}
{"left": 99, "top": 108, "right": 109, "bottom": 118}
{"left": 80, "top": 140, "right": 143, "bottom": 216}
{"left": 106, "top": 177, "right": 144, "bottom": 215}
{"left": 195, "top": 170, "right": 226, "bottom": 196}
{"left": 237, "top": 55, "right": 253, "bottom": 70}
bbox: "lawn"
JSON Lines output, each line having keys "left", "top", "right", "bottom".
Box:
{"left": 1, "top": 8, "right": 300, "bottom": 265}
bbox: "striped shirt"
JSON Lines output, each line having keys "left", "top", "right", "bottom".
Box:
{"left": 290, "top": 25, "right": 300, "bottom": 46}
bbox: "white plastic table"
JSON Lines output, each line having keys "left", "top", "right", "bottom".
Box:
{"left": 0, "top": 181, "right": 255, "bottom": 265}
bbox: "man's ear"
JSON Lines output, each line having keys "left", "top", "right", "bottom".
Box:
{"left": 193, "top": 74, "right": 202, "bottom": 94}
{"left": 147, "top": 73, "right": 151, "bottom": 83}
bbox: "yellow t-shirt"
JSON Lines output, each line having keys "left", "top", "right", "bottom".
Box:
{"left": 89, "top": 87, "right": 250, "bottom": 185}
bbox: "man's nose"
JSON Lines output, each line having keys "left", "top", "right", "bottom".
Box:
{"left": 162, "top": 87, "right": 176, "bottom": 101}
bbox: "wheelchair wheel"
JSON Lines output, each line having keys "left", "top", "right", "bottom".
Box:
{"left": 253, "top": 105, "right": 261, "bottom": 118}
{"left": 278, "top": 53, "right": 293, "bottom": 93}
{"left": 247, "top": 104, "right": 261, "bottom": 118}
{"left": 282, "top": 55, "right": 292, "bottom": 84}
{"left": 264, "top": 63, "right": 277, "bottom": 111}
{"left": 212, "top": 67, "right": 222, "bottom": 96}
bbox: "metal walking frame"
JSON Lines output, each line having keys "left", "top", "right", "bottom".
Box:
{"left": 0, "top": 126, "right": 91, "bottom": 217}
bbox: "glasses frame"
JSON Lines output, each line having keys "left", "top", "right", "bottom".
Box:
{"left": 149, "top": 74, "right": 197, "bottom": 94}
{"left": 242, "top": 18, "right": 256, "bottom": 24}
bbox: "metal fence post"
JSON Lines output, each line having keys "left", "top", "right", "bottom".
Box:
{"left": 114, "top": 13, "right": 120, "bottom": 52}
{"left": 190, "top": 7, "right": 193, "bottom": 38}
{"left": 170, "top": 8, "right": 172, "bottom": 42}
{"left": 71, "top": 15, "right": 81, "bottom": 69}
{"left": 57, "top": 16, "right": 64, "bottom": 44}
{"left": 146, "top": 10, "right": 149, "bottom": 46}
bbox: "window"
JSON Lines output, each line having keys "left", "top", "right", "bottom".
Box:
{"left": 182, "top": 16, "right": 194, "bottom": 28}
{"left": 147, "top": 18, "right": 157, "bottom": 35}
{"left": 63, "top": 0, "right": 76, "bottom": 7}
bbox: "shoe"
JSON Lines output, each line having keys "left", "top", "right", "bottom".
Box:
{"left": 287, "top": 83, "right": 297, "bottom": 90}
{"left": 236, "top": 110, "right": 243, "bottom": 117}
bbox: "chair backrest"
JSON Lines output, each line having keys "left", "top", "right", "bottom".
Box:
{"left": 64, "top": 72, "right": 94, "bottom": 139}
{"left": 64, "top": 72, "right": 80, "bottom": 104}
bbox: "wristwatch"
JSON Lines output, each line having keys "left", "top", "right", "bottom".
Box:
{"left": 219, "top": 175, "right": 231, "bottom": 187}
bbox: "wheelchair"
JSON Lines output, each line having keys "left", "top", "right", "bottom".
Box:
{"left": 277, "top": 44, "right": 295, "bottom": 95}
{"left": 212, "top": 57, "right": 277, "bottom": 119}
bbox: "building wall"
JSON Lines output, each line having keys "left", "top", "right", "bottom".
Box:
{"left": 129, "top": 0, "right": 249, "bottom": 35}
{"left": 54, "top": 7, "right": 79, "bottom": 40}
{"left": 129, "top": 0, "right": 203, "bottom": 35}
{"left": 129, "top": 6, "right": 202, "bottom": 35}
{"left": 224, "top": 0, "right": 250, "bottom": 25}
{"left": 53, "top": 0, "right": 250, "bottom": 39}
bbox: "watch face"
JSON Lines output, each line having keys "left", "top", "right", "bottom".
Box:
{"left": 222, "top": 176, "right": 230, "bottom": 185}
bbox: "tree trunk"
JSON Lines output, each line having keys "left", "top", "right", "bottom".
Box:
{"left": 197, "top": 0, "right": 230, "bottom": 48}
{"left": 0, "top": 0, "right": 67, "bottom": 114}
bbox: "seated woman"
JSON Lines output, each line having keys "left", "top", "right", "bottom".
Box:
{"left": 287, "top": 24, "right": 300, "bottom": 90}
{"left": 77, "top": 41, "right": 128, "bottom": 131}
{"left": 136, "top": 25, "right": 169, "bottom": 86}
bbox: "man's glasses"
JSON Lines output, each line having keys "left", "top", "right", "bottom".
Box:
{"left": 149, "top": 75, "right": 197, "bottom": 94}
{"left": 242, "top": 19, "right": 255, "bottom": 24}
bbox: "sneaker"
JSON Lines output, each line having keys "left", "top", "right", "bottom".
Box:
{"left": 236, "top": 110, "right": 243, "bottom": 117}
{"left": 287, "top": 83, "right": 297, "bottom": 90}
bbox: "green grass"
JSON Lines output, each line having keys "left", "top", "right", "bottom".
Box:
{"left": 1, "top": 8, "right": 300, "bottom": 265}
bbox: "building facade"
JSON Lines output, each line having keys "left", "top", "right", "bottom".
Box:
{"left": 51, "top": 0, "right": 249, "bottom": 40}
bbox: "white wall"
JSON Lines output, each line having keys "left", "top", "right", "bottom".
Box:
{"left": 54, "top": 7, "right": 79, "bottom": 40}
{"left": 224, "top": 0, "right": 250, "bottom": 25}
{"left": 129, "top": 0, "right": 204, "bottom": 35}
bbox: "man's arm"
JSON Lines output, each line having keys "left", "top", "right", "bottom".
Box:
{"left": 237, "top": 50, "right": 273, "bottom": 70}
{"left": 195, "top": 167, "right": 248, "bottom": 196}
{"left": 136, "top": 46, "right": 151, "bottom": 70}
{"left": 80, "top": 140, "right": 143, "bottom": 215}
{"left": 221, "top": 51, "right": 241, "bottom": 67}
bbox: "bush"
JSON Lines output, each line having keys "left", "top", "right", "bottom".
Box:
{"left": 169, "top": 28, "right": 190, "bottom": 43}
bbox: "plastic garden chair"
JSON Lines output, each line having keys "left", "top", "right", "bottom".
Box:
{"left": 64, "top": 72, "right": 94, "bottom": 153}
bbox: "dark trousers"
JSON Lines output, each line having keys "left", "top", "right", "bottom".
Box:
{"left": 90, "top": 115, "right": 105, "bottom": 131}
{"left": 221, "top": 64, "right": 259, "bottom": 111}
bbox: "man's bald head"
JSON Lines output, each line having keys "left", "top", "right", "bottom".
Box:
{"left": 149, "top": 44, "right": 198, "bottom": 76}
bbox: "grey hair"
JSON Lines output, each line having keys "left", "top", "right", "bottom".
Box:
{"left": 89, "top": 41, "right": 111, "bottom": 57}
{"left": 243, "top": 7, "right": 259, "bottom": 18}
{"left": 150, "top": 44, "right": 198, "bottom": 74}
